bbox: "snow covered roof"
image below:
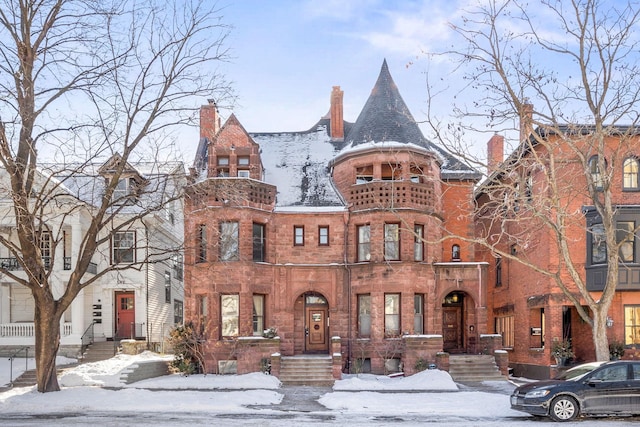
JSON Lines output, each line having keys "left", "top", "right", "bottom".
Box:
{"left": 193, "top": 60, "right": 479, "bottom": 208}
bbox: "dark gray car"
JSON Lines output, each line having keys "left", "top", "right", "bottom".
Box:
{"left": 510, "top": 360, "right": 640, "bottom": 421}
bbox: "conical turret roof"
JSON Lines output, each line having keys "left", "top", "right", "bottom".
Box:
{"left": 345, "top": 59, "right": 428, "bottom": 148}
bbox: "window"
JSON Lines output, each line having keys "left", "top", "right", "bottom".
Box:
{"left": 525, "top": 173, "right": 533, "bottom": 203}
{"left": 217, "top": 157, "right": 230, "bottom": 177}
{"left": 590, "top": 223, "right": 607, "bottom": 264}
{"left": 618, "top": 221, "right": 635, "bottom": 262}
{"left": 452, "top": 244, "right": 461, "bottom": 260}
{"left": 357, "top": 224, "right": 371, "bottom": 262}
{"left": 196, "top": 224, "right": 207, "bottom": 263}
{"left": 164, "top": 270, "right": 171, "bottom": 303}
{"left": 591, "top": 365, "right": 628, "bottom": 382}
{"left": 589, "top": 156, "right": 604, "bottom": 189}
{"left": 385, "top": 294, "right": 400, "bottom": 336}
{"left": 253, "top": 294, "right": 265, "bottom": 336}
{"left": 495, "top": 256, "right": 503, "bottom": 287}
{"left": 358, "top": 294, "right": 371, "bottom": 337}
{"left": 355, "top": 165, "right": 373, "bottom": 184}
{"left": 495, "top": 315, "right": 514, "bottom": 348}
{"left": 381, "top": 163, "right": 401, "bottom": 181}
{"left": 294, "top": 226, "right": 304, "bottom": 246}
{"left": 414, "top": 224, "right": 424, "bottom": 261}
{"left": 196, "top": 295, "right": 208, "bottom": 333}
{"left": 238, "top": 156, "right": 250, "bottom": 166}
{"left": 384, "top": 223, "right": 400, "bottom": 261}
{"left": 172, "top": 253, "right": 183, "bottom": 280}
{"left": 219, "top": 221, "right": 239, "bottom": 261}
{"left": 173, "top": 300, "right": 183, "bottom": 324}
{"left": 625, "top": 305, "right": 640, "bottom": 346}
{"left": 318, "top": 226, "right": 329, "bottom": 246}
{"left": 623, "top": 157, "right": 639, "bottom": 190}
{"left": 410, "top": 165, "right": 423, "bottom": 183}
{"left": 39, "top": 231, "right": 52, "bottom": 269}
{"left": 112, "top": 231, "right": 135, "bottom": 264}
{"left": 221, "top": 294, "right": 239, "bottom": 337}
{"left": 238, "top": 170, "right": 250, "bottom": 178}
{"left": 252, "top": 223, "right": 266, "bottom": 262}
{"left": 414, "top": 294, "right": 424, "bottom": 334}
{"left": 113, "top": 177, "right": 130, "bottom": 201}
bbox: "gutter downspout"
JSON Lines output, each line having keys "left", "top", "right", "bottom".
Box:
{"left": 343, "top": 209, "right": 352, "bottom": 373}
{"left": 142, "top": 218, "right": 150, "bottom": 349}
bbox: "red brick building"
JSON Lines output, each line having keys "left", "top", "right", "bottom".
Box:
{"left": 184, "top": 61, "right": 493, "bottom": 376}
{"left": 477, "top": 119, "right": 640, "bottom": 379}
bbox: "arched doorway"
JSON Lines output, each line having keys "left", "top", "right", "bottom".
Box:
{"left": 295, "top": 292, "right": 329, "bottom": 354}
{"left": 442, "top": 291, "right": 465, "bottom": 354}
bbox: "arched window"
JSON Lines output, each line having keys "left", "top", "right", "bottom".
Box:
{"left": 452, "top": 244, "right": 461, "bottom": 260}
{"left": 588, "top": 156, "right": 604, "bottom": 190}
{"left": 623, "top": 157, "right": 639, "bottom": 190}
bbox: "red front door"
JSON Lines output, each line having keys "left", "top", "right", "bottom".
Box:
{"left": 116, "top": 292, "right": 135, "bottom": 339}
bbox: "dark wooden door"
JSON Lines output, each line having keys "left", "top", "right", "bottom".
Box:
{"left": 443, "top": 306, "right": 462, "bottom": 353}
{"left": 305, "top": 306, "right": 328, "bottom": 353}
{"left": 116, "top": 292, "right": 135, "bottom": 339}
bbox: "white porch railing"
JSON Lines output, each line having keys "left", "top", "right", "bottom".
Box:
{"left": 0, "top": 322, "right": 73, "bottom": 337}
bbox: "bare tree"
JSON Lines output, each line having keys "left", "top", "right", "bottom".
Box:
{"left": 426, "top": 0, "right": 640, "bottom": 361}
{"left": 0, "top": 0, "right": 231, "bottom": 392}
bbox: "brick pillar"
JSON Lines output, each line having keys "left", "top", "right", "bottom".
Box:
{"left": 332, "top": 336, "right": 342, "bottom": 379}
{"left": 436, "top": 351, "right": 450, "bottom": 372}
{"left": 270, "top": 353, "right": 281, "bottom": 378}
{"left": 494, "top": 349, "right": 509, "bottom": 376}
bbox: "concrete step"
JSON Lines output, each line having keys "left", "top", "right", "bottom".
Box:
{"left": 81, "top": 341, "right": 118, "bottom": 363}
{"left": 279, "top": 355, "right": 334, "bottom": 386}
{"left": 448, "top": 355, "right": 506, "bottom": 382}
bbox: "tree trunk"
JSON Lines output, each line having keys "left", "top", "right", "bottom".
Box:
{"left": 592, "top": 311, "right": 610, "bottom": 362}
{"left": 34, "top": 302, "right": 61, "bottom": 392}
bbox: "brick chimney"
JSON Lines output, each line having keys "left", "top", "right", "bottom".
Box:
{"left": 520, "top": 102, "right": 533, "bottom": 143}
{"left": 487, "top": 133, "right": 504, "bottom": 175}
{"left": 200, "top": 99, "right": 220, "bottom": 140}
{"left": 330, "top": 86, "right": 344, "bottom": 141}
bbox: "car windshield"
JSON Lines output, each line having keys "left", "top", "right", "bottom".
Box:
{"left": 555, "top": 362, "right": 606, "bottom": 381}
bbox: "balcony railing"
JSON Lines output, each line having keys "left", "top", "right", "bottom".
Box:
{"left": 348, "top": 181, "right": 438, "bottom": 210}
{"left": 0, "top": 322, "right": 73, "bottom": 337}
{"left": 0, "top": 257, "right": 79, "bottom": 272}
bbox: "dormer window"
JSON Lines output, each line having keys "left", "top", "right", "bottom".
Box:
{"left": 217, "top": 156, "right": 230, "bottom": 177}
{"left": 114, "top": 178, "right": 131, "bottom": 201}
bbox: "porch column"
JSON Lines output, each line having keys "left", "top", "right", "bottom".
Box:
{"left": 71, "top": 289, "right": 85, "bottom": 338}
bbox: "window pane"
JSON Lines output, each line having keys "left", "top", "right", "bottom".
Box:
{"left": 294, "top": 226, "right": 304, "bottom": 245}
{"left": 624, "top": 158, "right": 639, "bottom": 189}
{"left": 220, "top": 222, "right": 239, "bottom": 261}
{"left": 384, "top": 224, "right": 399, "bottom": 260}
{"left": 591, "top": 223, "right": 607, "bottom": 264}
{"left": 618, "top": 221, "right": 635, "bottom": 262}
{"left": 385, "top": 294, "right": 400, "bottom": 336}
{"left": 414, "top": 294, "right": 423, "bottom": 334}
{"left": 221, "top": 294, "right": 239, "bottom": 337}
{"left": 197, "top": 225, "right": 207, "bottom": 262}
{"left": 319, "top": 226, "right": 329, "bottom": 246}
{"left": 589, "top": 156, "right": 603, "bottom": 188}
{"left": 252, "top": 223, "right": 266, "bottom": 262}
{"left": 414, "top": 225, "right": 423, "bottom": 261}
{"left": 625, "top": 306, "right": 640, "bottom": 346}
{"left": 358, "top": 295, "right": 371, "bottom": 337}
{"left": 113, "top": 232, "right": 134, "bottom": 263}
{"left": 358, "top": 225, "right": 371, "bottom": 262}
{"left": 253, "top": 295, "right": 265, "bottom": 336}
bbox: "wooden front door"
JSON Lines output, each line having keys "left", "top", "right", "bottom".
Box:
{"left": 305, "top": 306, "right": 328, "bottom": 353}
{"left": 116, "top": 292, "right": 135, "bottom": 339}
{"left": 443, "top": 306, "right": 462, "bottom": 353}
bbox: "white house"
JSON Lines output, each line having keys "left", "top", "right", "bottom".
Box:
{"left": 0, "top": 154, "right": 185, "bottom": 357}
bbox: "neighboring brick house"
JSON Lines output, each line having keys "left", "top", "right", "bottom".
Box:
{"left": 476, "top": 117, "right": 640, "bottom": 379}
{"left": 185, "top": 60, "right": 490, "bottom": 376}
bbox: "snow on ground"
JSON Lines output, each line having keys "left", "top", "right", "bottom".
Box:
{"left": 0, "top": 355, "right": 76, "bottom": 387}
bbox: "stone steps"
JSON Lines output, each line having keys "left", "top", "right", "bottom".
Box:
{"left": 448, "top": 354, "right": 506, "bottom": 382}
{"left": 81, "top": 340, "right": 118, "bottom": 364}
{"left": 279, "top": 355, "right": 334, "bottom": 386}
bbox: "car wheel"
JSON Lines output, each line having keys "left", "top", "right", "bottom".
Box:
{"left": 549, "top": 395, "right": 579, "bottom": 422}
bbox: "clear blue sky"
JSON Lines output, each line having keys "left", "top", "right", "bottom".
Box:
{"left": 216, "top": 0, "right": 461, "bottom": 133}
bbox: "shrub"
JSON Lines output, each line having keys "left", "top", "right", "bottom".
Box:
{"left": 167, "top": 322, "right": 205, "bottom": 375}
